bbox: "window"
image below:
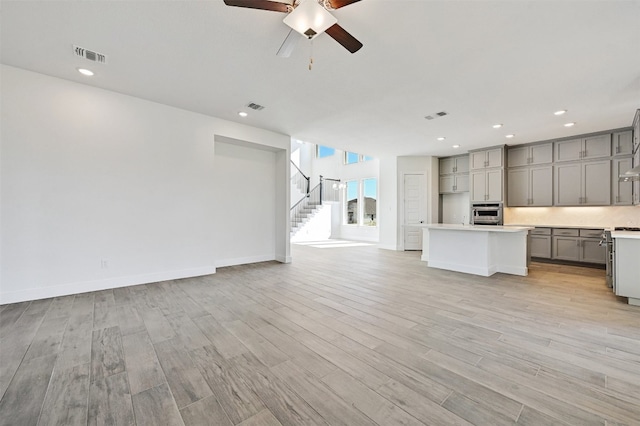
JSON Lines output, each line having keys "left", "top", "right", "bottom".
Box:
{"left": 363, "top": 178, "right": 377, "bottom": 226}
{"left": 345, "top": 180, "right": 358, "bottom": 224}
{"left": 317, "top": 145, "right": 335, "bottom": 158}
{"left": 345, "top": 152, "right": 359, "bottom": 164}
{"left": 362, "top": 155, "right": 375, "bottom": 162}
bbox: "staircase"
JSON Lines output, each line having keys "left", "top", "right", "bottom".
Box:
{"left": 290, "top": 161, "right": 341, "bottom": 237}
{"left": 291, "top": 185, "right": 323, "bottom": 236}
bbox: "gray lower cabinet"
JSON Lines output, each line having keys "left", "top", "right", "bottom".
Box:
{"left": 580, "top": 238, "right": 606, "bottom": 263}
{"left": 552, "top": 235, "right": 581, "bottom": 261}
{"left": 507, "top": 166, "right": 552, "bottom": 206}
{"left": 612, "top": 157, "right": 634, "bottom": 205}
{"left": 551, "top": 228, "right": 605, "bottom": 263}
{"left": 530, "top": 235, "right": 551, "bottom": 258}
{"left": 555, "top": 160, "right": 611, "bottom": 206}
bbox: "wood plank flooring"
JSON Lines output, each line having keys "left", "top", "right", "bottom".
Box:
{"left": 1, "top": 242, "right": 639, "bottom": 425}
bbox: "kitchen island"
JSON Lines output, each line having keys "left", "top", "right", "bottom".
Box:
{"left": 612, "top": 230, "right": 640, "bottom": 306}
{"left": 419, "top": 224, "right": 533, "bottom": 277}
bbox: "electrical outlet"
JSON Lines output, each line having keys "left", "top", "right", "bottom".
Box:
{"left": 101, "top": 259, "right": 109, "bottom": 269}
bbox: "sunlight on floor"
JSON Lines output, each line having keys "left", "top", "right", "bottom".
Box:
{"left": 293, "top": 240, "right": 374, "bottom": 249}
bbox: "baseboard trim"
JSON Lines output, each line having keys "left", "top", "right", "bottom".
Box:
{"left": 215, "top": 254, "right": 276, "bottom": 268}
{"left": 276, "top": 255, "right": 292, "bottom": 264}
{"left": 0, "top": 266, "right": 217, "bottom": 305}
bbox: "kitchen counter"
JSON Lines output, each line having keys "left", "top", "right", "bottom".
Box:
{"left": 421, "top": 224, "right": 532, "bottom": 233}
{"left": 611, "top": 231, "right": 640, "bottom": 240}
{"left": 420, "top": 224, "right": 533, "bottom": 277}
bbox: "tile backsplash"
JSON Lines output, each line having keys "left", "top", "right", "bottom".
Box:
{"left": 504, "top": 206, "right": 640, "bottom": 228}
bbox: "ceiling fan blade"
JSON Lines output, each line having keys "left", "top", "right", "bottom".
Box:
{"left": 325, "top": 24, "right": 363, "bottom": 53}
{"left": 276, "top": 29, "right": 301, "bottom": 57}
{"left": 223, "top": 0, "right": 290, "bottom": 13}
{"left": 326, "top": 0, "right": 361, "bottom": 9}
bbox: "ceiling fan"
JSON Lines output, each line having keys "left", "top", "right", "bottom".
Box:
{"left": 223, "top": 0, "right": 363, "bottom": 56}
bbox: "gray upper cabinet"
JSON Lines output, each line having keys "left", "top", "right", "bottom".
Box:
{"left": 613, "top": 130, "right": 633, "bottom": 156}
{"left": 612, "top": 157, "right": 634, "bottom": 205}
{"left": 555, "top": 138, "right": 582, "bottom": 162}
{"left": 555, "top": 160, "right": 611, "bottom": 206}
{"left": 471, "top": 148, "right": 503, "bottom": 170}
{"left": 471, "top": 169, "right": 503, "bottom": 202}
{"left": 583, "top": 134, "right": 612, "bottom": 159}
{"left": 507, "top": 165, "right": 552, "bottom": 206}
{"left": 507, "top": 143, "right": 553, "bottom": 167}
{"left": 439, "top": 174, "right": 469, "bottom": 194}
{"left": 440, "top": 155, "right": 469, "bottom": 175}
{"left": 439, "top": 155, "right": 469, "bottom": 194}
{"left": 555, "top": 134, "right": 611, "bottom": 162}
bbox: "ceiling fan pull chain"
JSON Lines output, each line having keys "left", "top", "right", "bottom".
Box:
{"left": 309, "top": 39, "right": 314, "bottom": 71}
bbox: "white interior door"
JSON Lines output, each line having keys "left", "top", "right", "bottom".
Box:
{"left": 404, "top": 174, "right": 426, "bottom": 250}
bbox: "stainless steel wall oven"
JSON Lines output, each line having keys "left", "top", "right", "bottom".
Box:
{"left": 470, "top": 203, "right": 503, "bottom": 225}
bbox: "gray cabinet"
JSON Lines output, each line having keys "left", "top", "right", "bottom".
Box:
{"left": 439, "top": 174, "right": 469, "bottom": 194}
{"left": 471, "top": 169, "right": 503, "bottom": 202}
{"left": 613, "top": 131, "right": 633, "bottom": 156}
{"left": 553, "top": 236, "right": 581, "bottom": 261}
{"left": 471, "top": 148, "right": 503, "bottom": 170}
{"left": 612, "top": 157, "right": 634, "bottom": 205}
{"left": 555, "top": 160, "right": 610, "bottom": 206}
{"left": 440, "top": 156, "right": 469, "bottom": 174}
{"left": 530, "top": 228, "right": 551, "bottom": 258}
{"left": 551, "top": 228, "right": 605, "bottom": 263}
{"left": 507, "top": 165, "right": 552, "bottom": 206}
{"left": 439, "top": 155, "right": 469, "bottom": 194}
{"left": 555, "top": 134, "right": 611, "bottom": 162}
{"left": 508, "top": 143, "right": 553, "bottom": 167}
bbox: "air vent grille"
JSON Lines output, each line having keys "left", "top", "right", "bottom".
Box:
{"left": 425, "top": 111, "right": 448, "bottom": 120}
{"left": 73, "top": 45, "right": 107, "bottom": 64}
{"left": 246, "top": 102, "right": 265, "bottom": 111}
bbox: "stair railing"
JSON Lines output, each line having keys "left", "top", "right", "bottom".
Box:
{"left": 290, "top": 160, "right": 310, "bottom": 195}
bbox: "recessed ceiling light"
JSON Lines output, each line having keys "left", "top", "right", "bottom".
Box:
{"left": 564, "top": 122, "right": 575, "bottom": 127}
{"left": 505, "top": 134, "right": 515, "bottom": 138}
{"left": 452, "top": 144, "right": 460, "bottom": 149}
{"left": 77, "top": 68, "right": 94, "bottom": 76}
{"left": 554, "top": 110, "right": 567, "bottom": 116}
{"left": 492, "top": 124, "right": 503, "bottom": 129}
{"left": 437, "top": 137, "right": 446, "bottom": 141}
{"left": 238, "top": 111, "right": 248, "bottom": 117}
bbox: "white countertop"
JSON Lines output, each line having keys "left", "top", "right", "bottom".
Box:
{"left": 611, "top": 231, "right": 640, "bottom": 240}
{"left": 420, "top": 224, "right": 533, "bottom": 233}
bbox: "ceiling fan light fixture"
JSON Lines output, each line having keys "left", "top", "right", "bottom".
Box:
{"left": 283, "top": 0, "right": 337, "bottom": 40}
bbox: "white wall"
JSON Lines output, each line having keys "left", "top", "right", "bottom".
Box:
{"left": 441, "top": 192, "right": 471, "bottom": 224}
{"left": 378, "top": 156, "right": 398, "bottom": 250}
{"left": 0, "top": 65, "right": 290, "bottom": 304}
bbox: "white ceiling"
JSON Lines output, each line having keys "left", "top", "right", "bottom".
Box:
{"left": 2, "top": 0, "right": 639, "bottom": 158}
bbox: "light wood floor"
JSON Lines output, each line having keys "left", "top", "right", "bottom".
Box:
{"left": 1, "top": 242, "right": 639, "bottom": 426}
